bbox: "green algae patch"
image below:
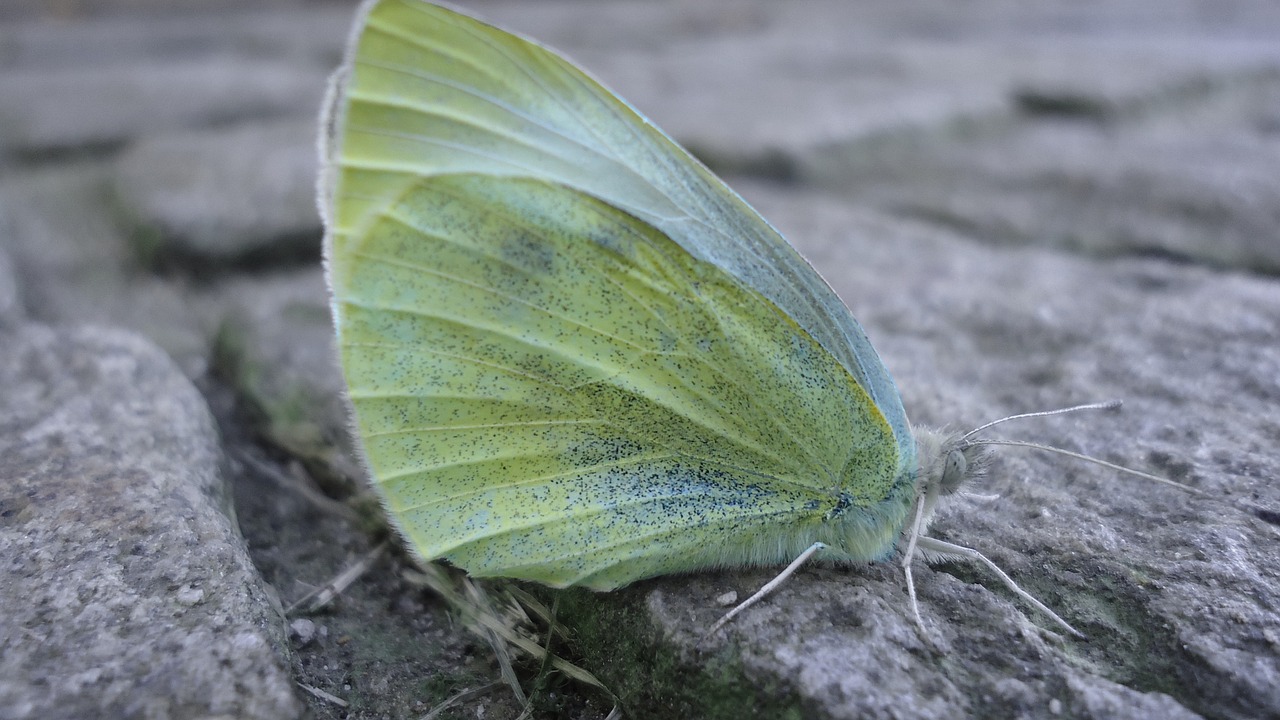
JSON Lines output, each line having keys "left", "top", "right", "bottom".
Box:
{"left": 549, "top": 586, "right": 807, "bottom": 720}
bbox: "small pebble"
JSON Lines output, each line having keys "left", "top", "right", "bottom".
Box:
{"left": 290, "top": 618, "right": 318, "bottom": 646}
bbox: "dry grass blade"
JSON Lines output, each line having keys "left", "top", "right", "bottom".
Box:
{"left": 407, "top": 564, "right": 619, "bottom": 709}
{"left": 419, "top": 681, "right": 503, "bottom": 720}
{"left": 287, "top": 541, "right": 387, "bottom": 614}
{"left": 464, "top": 580, "right": 528, "bottom": 705}
{"left": 296, "top": 681, "right": 349, "bottom": 708}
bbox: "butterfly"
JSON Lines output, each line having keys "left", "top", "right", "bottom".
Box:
{"left": 318, "top": 0, "right": 1191, "bottom": 638}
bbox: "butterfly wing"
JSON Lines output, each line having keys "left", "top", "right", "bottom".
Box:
{"left": 321, "top": 0, "right": 916, "bottom": 588}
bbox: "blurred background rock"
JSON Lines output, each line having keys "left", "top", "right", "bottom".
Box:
{"left": 3, "top": 0, "right": 341, "bottom": 21}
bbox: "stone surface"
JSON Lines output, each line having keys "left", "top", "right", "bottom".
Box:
{"left": 0, "top": 0, "right": 328, "bottom": 22}
{"left": 803, "top": 70, "right": 1280, "bottom": 274}
{"left": 0, "top": 324, "right": 301, "bottom": 719}
{"left": 0, "top": 1, "right": 1278, "bottom": 718}
{"left": 478, "top": 4, "right": 1280, "bottom": 163}
{"left": 0, "top": 245, "right": 18, "bottom": 326}
{"left": 113, "top": 120, "right": 321, "bottom": 264}
{"left": 0, "top": 161, "right": 222, "bottom": 375}
{"left": 0, "top": 6, "right": 350, "bottom": 67}
{"left": 0, "top": 57, "right": 327, "bottom": 156}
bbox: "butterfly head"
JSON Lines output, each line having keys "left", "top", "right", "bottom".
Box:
{"left": 910, "top": 426, "right": 991, "bottom": 534}
{"left": 894, "top": 401, "right": 1197, "bottom": 639}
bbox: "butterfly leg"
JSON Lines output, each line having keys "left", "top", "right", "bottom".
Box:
{"left": 901, "top": 494, "right": 931, "bottom": 637}
{"left": 915, "top": 536, "right": 1084, "bottom": 638}
{"left": 702, "top": 542, "right": 827, "bottom": 641}
{"left": 903, "top": 554, "right": 928, "bottom": 639}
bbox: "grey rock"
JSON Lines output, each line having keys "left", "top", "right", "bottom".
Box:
{"left": 0, "top": 245, "right": 18, "bottom": 326}
{"left": 0, "top": 323, "right": 301, "bottom": 719}
{"left": 0, "top": 8, "right": 351, "bottom": 71}
{"left": 0, "top": 162, "right": 221, "bottom": 375}
{"left": 806, "top": 70, "right": 1280, "bottom": 274}
{"left": 0, "top": 1, "right": 331, "bottom": 22}
{"left": 532, "top": 12, "right": 1280, "bottom": 179}
{"left": 0, "top": 57, "right": 327, "bottom": 156}
{"left": 113, "top": 120, "right": 321, "bottom": 264}
{"left": 290, "top": 618, "right": 317, "bottom": 647}
{"left": 1064, "top": 673, "right": 1202, "bottom": 720}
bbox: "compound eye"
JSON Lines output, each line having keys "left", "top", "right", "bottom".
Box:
{"left": 939, "top": 448, "right": 967, "bottom": 495}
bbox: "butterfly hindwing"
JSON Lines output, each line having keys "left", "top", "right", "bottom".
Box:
{"left": 323, "top": 0, "right": 917, "bottom": 587}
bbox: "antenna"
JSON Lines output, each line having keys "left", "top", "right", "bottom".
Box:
{"left": 967, "top": 438, "right": 1200, "bottom": 493}
{"left": 961, "top": 400, "right": 1122, "bottom": 441}
{"left": 960, "top": 399, "right": 1199, "bottom": 494}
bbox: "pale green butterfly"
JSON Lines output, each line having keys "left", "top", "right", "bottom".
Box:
{"left": 318, "top": 0, "right": 1190, "bottom": 638}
